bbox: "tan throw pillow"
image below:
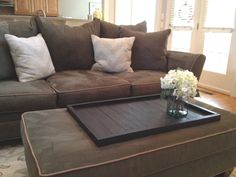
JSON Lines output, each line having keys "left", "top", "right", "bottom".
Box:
{"left": 91, "top": 35, "right": 135, "bottom": 73}
{"left": 4, "top": 33, "right": 55, "bottom": 82}
{"left": 120, "top": 29, "right": 171, "bottom": 71}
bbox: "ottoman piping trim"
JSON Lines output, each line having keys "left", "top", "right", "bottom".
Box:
{"left": 49, "top": 83, "right": 130, "bottom": 93}
{"left": 22, "top": 115, "right": 236, "bottom": 177}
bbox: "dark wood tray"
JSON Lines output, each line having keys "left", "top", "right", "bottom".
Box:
{"left": 67, "top": 95, "right": 220, "bottom": 146}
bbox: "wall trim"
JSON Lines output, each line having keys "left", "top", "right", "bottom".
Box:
{"left": 198, "top": 83, "right": 230, "bottom": 95}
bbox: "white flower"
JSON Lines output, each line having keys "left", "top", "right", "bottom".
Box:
{"left": 160, "top": 69, "right": 198, "bottom": 99}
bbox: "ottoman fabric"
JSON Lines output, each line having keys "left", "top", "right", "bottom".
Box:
{"left": 21, "top": 101, "right": 236, "bottom": 177}
{"left": 47, "top": 70, "right": 131, "bottom": 106}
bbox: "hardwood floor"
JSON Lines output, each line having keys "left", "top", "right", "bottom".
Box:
{"left": 195, "top": 88, "right": 236, "bottom": 113}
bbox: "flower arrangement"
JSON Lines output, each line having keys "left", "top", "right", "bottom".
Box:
{"left": 161, "top": 69, "right": 198, "bottom": 117}
{"left": 160, "top": 69, "right": 198, "bottom": 100}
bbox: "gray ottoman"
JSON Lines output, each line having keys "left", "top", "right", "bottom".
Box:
{"left": 21, "top": 101, "right": 236, "bottom": 177}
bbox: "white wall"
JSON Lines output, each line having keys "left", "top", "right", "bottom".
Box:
{"left": 59, "top": 0, "right": 101, "bottom": 19}
{"left": 103, "top": 0, "right": 115, "bottom": 22}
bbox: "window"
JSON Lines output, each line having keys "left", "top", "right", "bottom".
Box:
{"left": 169, "top": 0, "right": 195, "bottom": 52}
{"left": 115, "top": 0, "right": 157, "bottom": 32}
{"left": 201, "top": 0, "right": 236, "bottom": 74}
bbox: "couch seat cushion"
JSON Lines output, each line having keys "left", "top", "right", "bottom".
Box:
{"left": 47, "top": 70, "right": 131, "bottom": 106}
{"left": 116, "top": 70, "right": 166, "bottom": 96}
{"left": 0, "top": 80, "right": 56, "bottom": 115}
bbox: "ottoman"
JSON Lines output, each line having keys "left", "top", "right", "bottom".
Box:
{"left": 21, "top": 101, "right": 236, "bottom": 177}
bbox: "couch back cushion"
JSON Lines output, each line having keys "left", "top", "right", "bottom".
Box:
{"left": 0, "top": 17, "right": 38, "bottom": 80}
{"left": 120, "top": 29, "right": 171, "bottom": 71}
{"left": 35, "top": 17, "right": 100, "bottom": 71}
{"left": 99, "top": 19, "right": 147, "bottom": 38}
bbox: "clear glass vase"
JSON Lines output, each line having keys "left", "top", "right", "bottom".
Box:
{"left": 167, "top": 96, "right": 188, "bottom": 118}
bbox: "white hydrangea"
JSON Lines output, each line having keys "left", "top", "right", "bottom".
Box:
{"left": 160, "top": 69, "right": 198, "bottom": 99}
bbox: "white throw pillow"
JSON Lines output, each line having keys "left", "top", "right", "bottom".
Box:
{"left": 91, "top": 34, "right": 135, "bottom": 73}
{"left": 5, "top": 33, "right": 55, "bottom": 82}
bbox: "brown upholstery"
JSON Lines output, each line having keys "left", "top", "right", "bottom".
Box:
{"left": 120, "top": 21, "right": 147, "bottom": 34}
{"left": 0, "top": 17, "right": 38, "bottom": 80}
{"left": 0, "top": 16, "right": 206, "bottom": 144}
{"left": 35, "top": 16, "right": 99, "bottom": 71}
{"left": 81, "top": 18, "right": 100, "bottom": 36}
{"left": 47, "top": 70, "right": 131, "bottom": 106}
{"left": 120, "top": 29, "right": 171, "bottom": 71}
{"left": 0, "top": 79, "right": 56, "bottom": 142}
{"left": 21, "top": 101, "right": 236, "bottom": 177}
{"left": 0, "top": 80, "right": 56, "bottom": 114}
{"left": 0, "top": 118, "right": 20, "bottom": 141}
{"left": 99, "top": 19, "right": 147, "bottom": 38}
{"left": 167, "top": 51, "right": 206, "bottom": 80}
{"left": 116, "top": 70, "right": 166, "bottom": 96}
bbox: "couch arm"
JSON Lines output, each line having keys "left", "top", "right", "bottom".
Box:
{"left": 166, "top": 51, "right": 206, "bottom": 80}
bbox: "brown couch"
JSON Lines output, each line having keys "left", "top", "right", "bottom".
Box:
{"left": 0, "top": 15, "right": 206, "bottom": 143}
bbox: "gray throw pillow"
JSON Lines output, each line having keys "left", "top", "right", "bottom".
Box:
{"left": 35, "top": 16, "right": 100, "bottom": 71}
{"left": 5, "top": 33, "right": 55, "bottom": 82}
{"left": 91, "top": 35, "right": 135, "bottom": 73}
{"left": 120, "top": 29, "right": 171, "bottom": 71}
{"left": 0, "top": 17, "right": 38, "bottom": 80}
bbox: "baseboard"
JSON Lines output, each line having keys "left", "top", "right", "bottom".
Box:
{"left": 198, "top": 83, "right": 230, "bottom": 95}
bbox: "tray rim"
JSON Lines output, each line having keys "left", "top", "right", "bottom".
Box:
{"left": 67, "top": 94, "right": 221, "bottom": 146}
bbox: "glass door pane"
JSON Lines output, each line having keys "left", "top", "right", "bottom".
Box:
{"left": 169, "top": 0, "right": 196, "bottom": 52}
{"left": 202, "top": 0, "right": 236, "bottom": 74}
{"left": 171, "top": 31, "right": 192, "bottom": 52}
